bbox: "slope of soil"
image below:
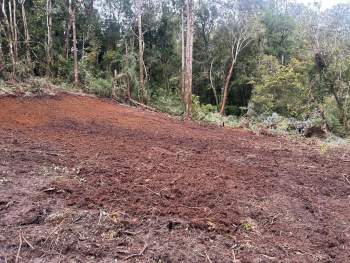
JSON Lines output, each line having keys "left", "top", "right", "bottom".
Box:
{"left": 0, "top": 93, "right": 349, "bottom": 262}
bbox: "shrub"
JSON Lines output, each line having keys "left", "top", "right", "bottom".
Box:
{"left": 323, "top": 96, "right": 348, "bottom": 136}
{"left": 192, "top": 95, "right": 217, "bottom": 120}
{"left": 84, "top": 78, "right": 113, "bottom": 98}
{"left": 251, "top": 56, "right": 313, "bottom": 119}
{"left": 151, "top": 89, "right": 183, "bottom": 115}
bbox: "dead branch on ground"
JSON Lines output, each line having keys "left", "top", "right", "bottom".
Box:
{"left": 123, "top": 243, "right": 148, "bottom": 260}
{"left": 15, "top": 233, "right": 22, "bottom": 263}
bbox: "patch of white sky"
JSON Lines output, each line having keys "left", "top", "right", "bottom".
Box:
{"left": 295, "top": 0, "right": 350, "bottom": 10}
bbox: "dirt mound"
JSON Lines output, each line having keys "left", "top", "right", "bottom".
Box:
{"left": 1, "top": 93, "right": 349, "bottom": 262}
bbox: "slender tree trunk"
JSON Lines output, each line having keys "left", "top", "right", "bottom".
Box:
{"left": 82, "top": 35, "right": 85, "bottom": 61}
{"left": 0, "top": 38, "right": 3, "bottom": 60}
{"left": 8, "top": 0, "right": 17, "bottom": 65}
{"left": 2, "top": 0, "right": 16, "bottom": 77}
{"left": 71, "top": 5, "right": 78, "bottom": 86}
{"left": 21, "top": 0, "right": 32, "bottom": 75}
{"left": 136, "top": 0, "right": 146, "bottom": 103}
{"left": 46, "top": 0, "right": 52, "bottom": 77}
{"left": 64, "top": 0, "right": 72, "bottom": 60}
{"left": 183, "top": 0, "right": 193, "bottom": 119}
{"left": 12, "top": 0, "right": 17, "bottom": 61}
{"left": 8, "top": 0, "right": 17, "bottom": 62}
{"left": 0, "top": 38, "right": 4, "bottom": 73}
{"left": 209, "top": 59, "right": 219, "bottom": 107}
{"left": 220, "top": 58, "right": 235, "bottom": 115}
{"left": 181, "top": 8, "right": 186, "bottom": 101}
{"left": 64, "top": 21, "right": 72, "bottom": 59}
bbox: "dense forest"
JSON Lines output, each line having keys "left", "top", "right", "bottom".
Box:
{"left": 1, "top": 0, "right": 350, "bottom": 135}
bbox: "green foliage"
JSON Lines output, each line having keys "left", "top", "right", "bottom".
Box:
{"left": 0, "top": 79, "right": 12, "bottom": 95}
{"left": 241, "top": 221, "right": 253, "bottom": 232}
{"left": 192, "top": 95, "right": 240, "bottom": 126}
{"left": 251, "top": 56, "right": 313, "bottom": 119}
{"left": 56, "top": 55, "right": 73, "bottom": 81}
{"left": 102, "top": 50, "right": 123, "bottom": 74}
{"left": 262, "top": 11, "right": 297, "bottom": 64}
{"left": 323, "top": 96, "right": 348, "bottom": 136}
{"left": 84, "top": 78, "right": 113, "bottom": 98}
{"left": 192, "top": 95, "right": 217, "bottom": 120}
{"left": 151, "top": 89, "right": 183, "bottom": 116}
{"left": 28, "top": 79, "right": 45, "bottom": 94}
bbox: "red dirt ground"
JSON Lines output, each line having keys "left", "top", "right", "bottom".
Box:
{"left": 0, "top": 93, "right": 350, "bottom": 262}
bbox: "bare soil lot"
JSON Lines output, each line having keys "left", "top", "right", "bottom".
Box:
{"left": 1, "top": 93, "right": 349, "bottom": 262}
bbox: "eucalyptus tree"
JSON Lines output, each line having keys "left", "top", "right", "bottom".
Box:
{"left": 1, "top": 0, "right": 16, "bottom": 77}
{"left": 11, "top": 0, "right": 18, "bottom": 62}
{"left": 19, "top": 0, "right": 32, "bottom": 74}
{"left": 183, "top": 0, "right": 193, "bottom": 119}
{"left": 46, "top": 0, "right": 53, "bottom": 76}
{"left": 322, "top": 4, "right": 350, "bottom": 130}
{"left": 134, "top": 0, "right": 146, "bottom": 102}
{"left": 71, "top": 0, "right": 78, "bottom": 86}
{"left": 302, "top": 3, "right": 350, "bottom": 130}
{"left": 0, "top": 25, "right": 4, "bottom": 73}
{"left": 213, "top": 0, "right": 263, "bottom": 115}
{"left": 193, "top": 0, "right": 219, "bottom": 106}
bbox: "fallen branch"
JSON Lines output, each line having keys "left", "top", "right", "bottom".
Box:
{"left": 22, "top": 235, "right": 35, "bottom": 250}
{"left": 15, "top": 233, "right": 23, "bottom": 263}
{"left": 137, "top": 185, "right": 161, "bottom": 197}
{"left": 122, "top": 230, "right": 142, "bottom": 236}
{"left": 123, "top": 243, "right": 148, "bottom": 260}
{"left": 0, "top": 200, "right": 14, "bottom": 211}
{"left": 129, "top": 99, "right": 158, "bottom": 112}
{"left": 43, "top": 219, "right": 65, "bottom": 244}
{"left": 205, "top": 251, "right": 213, "bottom": 263}
{"left": 232, "top": 244, "right": 238, "bottom": 263}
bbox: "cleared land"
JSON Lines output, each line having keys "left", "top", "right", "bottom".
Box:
{"left": 0, "top": 93, "right": 349, "bottom": 262}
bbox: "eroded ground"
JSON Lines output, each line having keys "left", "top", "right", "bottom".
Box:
{"left": 0, "top": 93, "right": 349, "bottom": 262}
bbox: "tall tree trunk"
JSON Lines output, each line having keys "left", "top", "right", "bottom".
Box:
{"left": 63, "top": 21, "right": 72, "bottom": 59}
{"left": 181, "top": 8, "right": 186, "bottom": 101}
{"left": 0, "top": 37, "right": 4, "bottom": 73}
{"left": 71, "top": 5, "right": 79, "bottom": 86}
{"left": 136, "top": 0, "right": 146, "bottom": 103}
{"left": 2, "top": 0, "right": 16, "bottom": 77}
{"left": 21, "top": 0, "right": 32, "bottom": 75}
{"left": 220, "top": 58, "right": 235, "bottom": 115}
{"left": 12, "top": 0, "right": 17, "bottom": 61}
{"left": 209, "top": 59, "right": 219, "bottom": 107}
{"left": 46, "top": 0, "right": 52, "bottom": 77}
{"left": 183, "top": 0, "right": 193, "bottom": 119}
{"left": 8, "top": 0, "right": 15, "bottom": 63}
{"left": 64, "top": 0, "right": 72, "bottom": 60}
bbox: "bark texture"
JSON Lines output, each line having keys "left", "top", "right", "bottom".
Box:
{"left": 21, "top": 0, "right": 32, "bottom": 74}
{"left": 1, "top": 0, "right": 16, "bottom": 77}
{"left": 71, "top": 3, "right": 79, "bottom": 86}
{"left": 183, "top": 0, "right": 193, "bottom": 119}
{"left": 46, "top": 0, "right": 53, "bottom": 76}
